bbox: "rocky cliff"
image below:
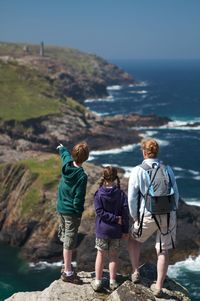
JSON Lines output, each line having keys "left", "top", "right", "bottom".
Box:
{"left": 5, "top": 263, "right": 190, "bottom": 301}
{"left": 0, "top": 156, "right": 199, "bottom": 269}
{"left": 0, "top": 41, "right": 199, "bottom": 300}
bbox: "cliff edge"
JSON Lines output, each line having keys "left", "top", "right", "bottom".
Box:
{"left": 5, "top": 263, "right": 190, "bottom": 301}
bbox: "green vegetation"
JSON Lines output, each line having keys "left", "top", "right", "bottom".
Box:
{"left": 0, "top": 41, "right": 125, "bottom": 122}
{"left": 66, "top": 97, "right": 86, "bottom": 114}
{"left": 20, "top": 155, "right": 60, "bottom": 215}
{"left": 0, "top": 61, "right": 61, "bottom": 121}
{"left": 0, "top": 42, "right": 108, "bottom": 78}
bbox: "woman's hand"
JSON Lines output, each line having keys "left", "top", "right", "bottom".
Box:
{"left": 117, "top": 216, "right": 122, "bottom": 225}
{"left": 122, "top": 233, "right": 129, "bottom": 240}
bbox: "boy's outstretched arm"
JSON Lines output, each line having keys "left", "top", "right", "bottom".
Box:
{"left": 56, "top": 144, "right": 72, "bottom": 166}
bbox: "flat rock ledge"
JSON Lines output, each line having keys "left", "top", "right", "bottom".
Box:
{"left": 5, "top": 264, "right": 190, "bottom": 301}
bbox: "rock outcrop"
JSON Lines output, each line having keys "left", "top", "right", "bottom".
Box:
{"left": 5, "top": 263, "right": 190, "bottom": 301}
{"left": 0, "top": 110, "right": 170, "bottom": 163}
{"left": 0, "top": 156, "right": 199, "bottom": 268}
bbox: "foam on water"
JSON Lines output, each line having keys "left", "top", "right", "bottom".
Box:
{"left": 107, "top": 85, "right": 122, "bottom": 91}
{"left": 85, "top": 96, "right": 114, "bottom": 103}
{"left": 161, "top": 119, "right": 200, "bottom": 130}
{"left": 129, "top": 81, "right": 149, "bottom": 87}
{"left": 129, "top": 90, "right": 147, "bottom": 94}
{"left": 29, "top": 261, "right": 77, "bottom": 270}
{"left": 184, "top": 198, "right": 200, "bottom": 207}
{"left": 140, "top": 131, "right": 169, "bottom": 146}
{"left": 89, "top": 143, "right": 138, "bottom": 158}
{"left": 173, "top": 166, "right": 200, "bottom": 180}
{"left": 168, "top": 255, "right": 200, "bottom": 278}
{"left": 29, "top": 261, "right": 63, "bottom": 270}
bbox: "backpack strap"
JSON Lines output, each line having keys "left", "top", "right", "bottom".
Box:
{"left": 153, "top": 213, "right": 175, "bottom": 253}
{"left": 136, "top": 165, "right": 160, "bottom": 237}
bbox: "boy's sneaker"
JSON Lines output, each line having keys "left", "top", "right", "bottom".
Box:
{"left": 109, "top": 280, "right": 119, "bottom": 291}
{"left": 131, "top": 272, "right": 141, "bottom": 284}
{"left": 61, "top": 264, "right": 74, "bottom": 274}
{"left": 61, "top": 272, "right": 82, "bottom": 285}
{"left": 91, "top": 280, "right": 102, "bottom": 292}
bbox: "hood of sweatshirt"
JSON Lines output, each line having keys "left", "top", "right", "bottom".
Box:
{"left": 62, "top": 161, "right": 85, "bottom": 185}
{"left": 98, "top": 185, "right": 121, "bottom": 203}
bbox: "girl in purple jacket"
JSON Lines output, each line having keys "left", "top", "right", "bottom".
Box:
{"left": 91, "top": 166, "right": 129, "bottom": 292}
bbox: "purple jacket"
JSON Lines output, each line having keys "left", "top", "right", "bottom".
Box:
{"left": 94, "top": 186, "right": 129, "bottom": 239}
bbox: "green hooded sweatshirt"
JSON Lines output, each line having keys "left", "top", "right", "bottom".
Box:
{"left": 56, "top": 146, "right": 88, "bottom": 216}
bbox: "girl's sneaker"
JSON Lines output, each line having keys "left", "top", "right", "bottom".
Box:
{"left": 109, "top": 280, "right": 119, "bottom": 291}
{"left": 91, "top": 279, "right": 102, "bottom": 292}
{"left": 131, "top": 272, "right": 141, "bottom": 284}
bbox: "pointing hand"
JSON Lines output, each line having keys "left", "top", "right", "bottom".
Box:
{"left": 56, "top": 143, "right": 63, "bottom": 149}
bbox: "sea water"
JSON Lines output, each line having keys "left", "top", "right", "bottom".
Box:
{"left": 1, "top": 59, "right": 200, "bottom": 300}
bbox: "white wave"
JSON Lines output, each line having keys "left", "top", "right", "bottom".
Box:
{"left": 89, "top": 144, "right": 138, "bottom": 157}
{"left": 140, "top": 132, "right": 169, "bottom": 146}
{"left": 29, "top": 261, "right": 63, "bottom": 270}
{"left": 84, "top": 108, "right": 111, "bottom": 117}
{"left": 168, "top": 255, "right": 200, "bottom": 278}
{"left": 161, "top": 120, "right": 200, "bottom": 130}
{"left": 184, "top": 198, "right": 200, "bottom": 207}
{"left": 94, "top": 112, "right": 110, "bottom": 116}
{"left": 188, "top": 169, "right": 200, "bottom": 176}
{"left": 87, "top": 155, "right": 96, "bottom": 161}
{"left": 173, "top": 166, "right": 185, "bottom": 172}
{"left": 29, "top": 261, "right": 77, "bottom": 270}
{"left": 130, "top": 90, "right": 147, "bottom": 94}
{"left": 129, "top": 81, "right": 149, "bottom": 87}
{"left": 173, "top": 166, "right": 200, "bottom": 177}
{"left": 143, "top": 130, "right": 158, "bottom": 137}
{"left": 84, "top": 96, "right": 114, "bottom": 103}
{"left": 107, "top": 85, "right": 122, "bottom": 91}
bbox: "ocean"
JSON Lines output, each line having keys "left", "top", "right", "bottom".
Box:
{"left": 0, "top": 59, "right": 200, "bottom": 300}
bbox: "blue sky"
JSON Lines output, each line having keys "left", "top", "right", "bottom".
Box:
{"left": 0, "top": 0, "right": 200, "bottom": 59}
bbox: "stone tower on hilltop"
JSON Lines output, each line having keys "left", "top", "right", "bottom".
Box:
{"left": 40, "top": 41, "right": 44, "bottom": 57}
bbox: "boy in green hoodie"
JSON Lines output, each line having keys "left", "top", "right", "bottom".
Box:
{"left": 56, "top": 141, "right": 89, "bottom": 283}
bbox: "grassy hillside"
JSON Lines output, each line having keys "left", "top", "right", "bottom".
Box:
{"left": 19, "top": 155, "right": 60, "bottom": 216}
{"left": 0, "top": 42, "right": 112, "bottom": 77}
{"left": 0, "top": 60, "right": 61, "bottom": 121}
{"left": 0, "top": 41, "right": 133, "bottom": 122}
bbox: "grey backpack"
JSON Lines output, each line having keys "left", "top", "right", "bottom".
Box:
{"left": 141, "top": 162, "right": 176, "bottom": 215}
{"left": 136, "top": 162, "right": 177, "bottom": 251}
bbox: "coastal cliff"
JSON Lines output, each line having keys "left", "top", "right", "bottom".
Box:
{"left": 0, "top": 157, "right": 199, "bottom": 267}
{"left": 0, "top": 41, "right": 198, "bottom": 300}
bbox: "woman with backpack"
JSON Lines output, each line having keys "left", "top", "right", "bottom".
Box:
{"left": 128, "top": 138, "right": 179, "bottom": 298}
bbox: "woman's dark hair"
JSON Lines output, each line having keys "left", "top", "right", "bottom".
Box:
{"left": 99, "top": 166, "right": 120, "bottom": 188}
